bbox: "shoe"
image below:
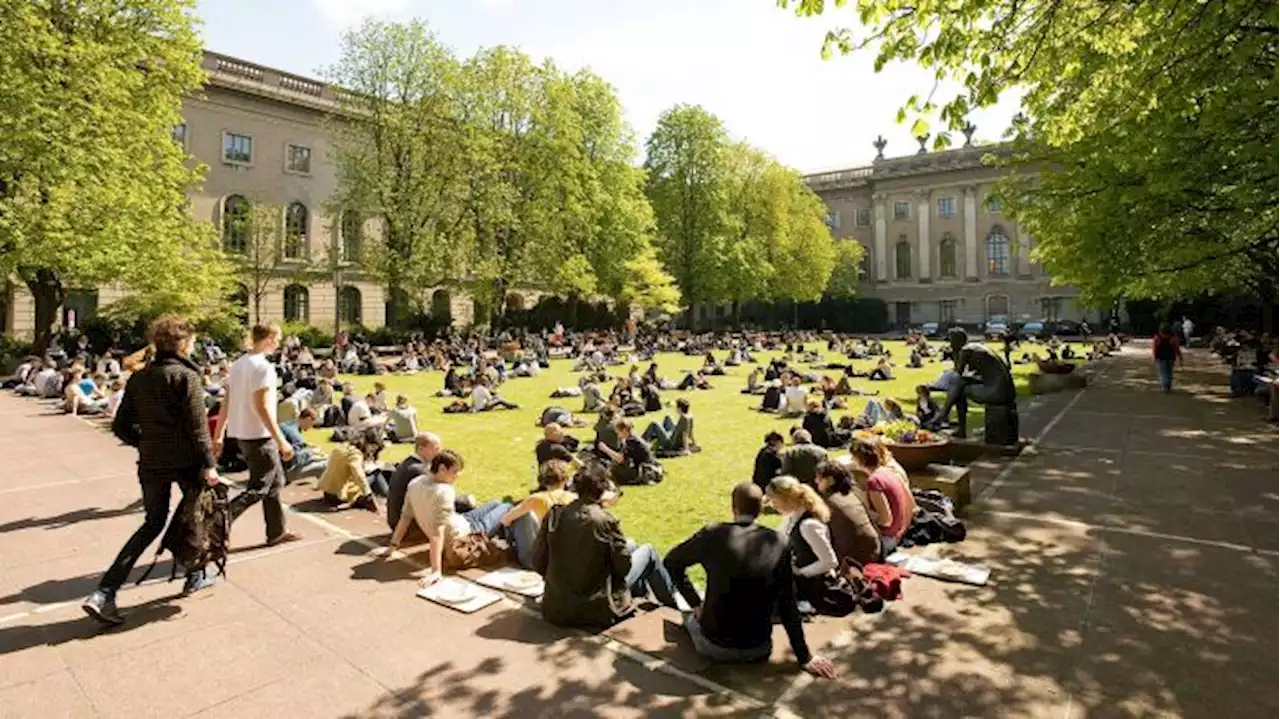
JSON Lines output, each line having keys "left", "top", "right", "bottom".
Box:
{"left": 82, "top": 590, "right": 124, "bottom": 626}
{"left": 266, "top": 530, "right": 303, "bottom": 547}
{"left": 181, "top": 570, "right": 216, "bottom": 597}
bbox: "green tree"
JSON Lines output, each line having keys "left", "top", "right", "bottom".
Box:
{"left": 324, "top": 19, "right": 471, "bottom": 317}
{"left": 826, "top": 240, "right": 867, "bottom": 298}
{"left": 225, "top": 201, "right": 322, "bottom": 325}
{"left": 620, "top": 245, "right": 682, "bottom": 315}
{"left": 0, "top": 0, "right": 230, "bottom": 348}
{"left": 643, "top": 105, "right": 739, "bottom": 315}
{"left": 785, "top": 0, "right": 1278, "bottom": 308}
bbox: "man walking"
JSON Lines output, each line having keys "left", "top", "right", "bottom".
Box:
{"left": 214, "top": 324, "right": 301, "bottom": 546}
{"left": 83, "top": 316, "right": 221, "bottom": 626}
{"left": 1152, "top": 323, "right": 1183, "bottom": 393}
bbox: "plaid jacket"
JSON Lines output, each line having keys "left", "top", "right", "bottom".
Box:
{"left": 112, "top": 353, "right": 217, "bottom": 473}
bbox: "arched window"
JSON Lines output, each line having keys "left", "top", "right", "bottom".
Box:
{"left": 222, "top": 195, "right": 250, "bottom": 254}
{"left": 338, "top": 285, "right": 362, "bottom": 326}
{"left": 340, "top": 210, "right": 362, "bottom": 263}
{"left": 986, "top": 293, "right": 1011, "bottom": 321}
{"left": 939, "top": 233, "right": 957, "bottom": 278}
{"left": 283, "top": 284, "right": 309, "bottom": 323}
{"left": 895, "top": 238, "right": 912, "bottom": 280}
{"left": 987, "top": 226, "right": 1011, "bottom": 276}
{"left": 284, "top": 202, "right": 308, "bottom": 260}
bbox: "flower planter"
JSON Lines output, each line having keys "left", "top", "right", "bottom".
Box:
{"left": 885, "top": 438, "right": 952, "bottom": 472}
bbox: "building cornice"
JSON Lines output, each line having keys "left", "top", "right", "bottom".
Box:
{"left": 200, "top": 51, "right": 341, "bottom": 115}
{"left": 804, "top": 143, "right": 1014, "bottom": 191}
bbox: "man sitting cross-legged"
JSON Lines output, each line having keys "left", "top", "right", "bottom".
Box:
{"left": 663, "top": 482, "right": 837, "bottom": 679}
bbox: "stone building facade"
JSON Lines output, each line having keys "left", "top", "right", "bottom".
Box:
{"left": 3, "top": 51, "right": 478, "bottom": 338}
{"left": 805, "top": 141, "right": 1085, "bottom": 327}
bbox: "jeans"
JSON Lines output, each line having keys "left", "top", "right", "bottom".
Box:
{"left": 228, "top": 438, "right": 288, "bottom": 541}
{"left": 642, "top": 417, "right": 675, "bottom": 449}
{"left": 463, "top": 501, "right": 514, "bottom": 537}
{"left": 1156, "top": 358, "right": 1174, "bottom": 392}
{"left": 286, "top": 449, "right": 328, "bottom": 481}
{"left": 99, "top": 469, "right": 202, "bottom": 595}
{"left": 625, "top": 544, "right": 678, "bottom": 607}
{"left": 506, "top": 513, "right": 540, "bottom": 569}
{"left": 683, "top": 613, "right": 770, "bottom": 663}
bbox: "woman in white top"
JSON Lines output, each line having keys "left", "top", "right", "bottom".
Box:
{"left": 766, "top": 475, "right": 859, "bottom": 617}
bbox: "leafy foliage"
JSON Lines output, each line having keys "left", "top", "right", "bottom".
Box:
{"left": 785, "top": 0, "right": 1278, "bottom": 306}
{"left": 0, "top": 0, "right": 233, "bottom": 347}
{"left": 620, "top": 245, "right": 682, "bottom": 315}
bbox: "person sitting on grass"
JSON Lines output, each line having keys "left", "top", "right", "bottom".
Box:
{"left": 535, "top": 423, "right": 583, "bottom": 467}
{"left": 848, "top": 438, "right": 917, "bottom": 558}
{"left": 387, "top": 395, "right": 419, "bottom": 443}
{"left": 500, "top": 459, "right": 578, "bottom": 569}
{"left": 663, "top": 482, "right": 837, "bottom": 679}
{"left": 868, "top": 356, "right": 894, "bottom": 381}
{"left": 538, "top": 405, "right": 587, "bottom": 428}
{"left": 597, "top": 418, "right": 664, "bottom": 485}
{"left": 642, "top": 398, "right": 698, "bottom": 456}
{"left": 908, "top": 347, "right": 924, "bottom": 369}
{"left": 742, "top": 367, "right": 764, "bottom": 395}
{"left": 381, "top": 450, "right": 513, "bottom": 588}
{"left": 815, "top": 375, "right": 848, "bottom": 410}
{"left": 471, "top": 375, "right": 519, "bottom": 412}
{"left": 814, "top": 460, "right": 882, "bottom": 566}
{"left": 317, "top": 428, "right": 389, "bottom": 513}
{"left": 852, "top": 396, "right": 907, "bottom": 428}
{"left": 751, "top": 431, "right": 785, "bottom": 490}
{"left": 801, "top": 399, "right": 850, "bottom": 449}
{"left": 780, "top": 429, "right": 829, "bottom": 487}
{"left": 534, "top": 464, "right": 678, "bottom": 628}
{"left": 580, "top": 376, "right": 606, "bottom": 413}
{"left": 592, "top": 405, "right": 622, "bottom": 460}
{"left": 914, "top": 384, "right": 942, "bottom": 429}
{"left": 677, "top": 370, "right": 713, "bottom": 391}
{"left": 781, "top": 375, "right": 808, "bottom": 417}
{"left": 702, "top": 352, "right": 726, "bottom": 376}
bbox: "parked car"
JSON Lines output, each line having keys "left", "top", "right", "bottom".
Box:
{"left": 983, "top": 318, "right": 1010, "bottom": 340}
{"left": 1051, "top": 320, "right": 1084, "bottom": 337}
{"left": 1020, "top": 321, "right": 1046, "bottom": 340}
{"left": 919, "top": 322, "right": 941, "bottom": 337}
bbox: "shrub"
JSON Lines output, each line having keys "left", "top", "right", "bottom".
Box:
{"left": 279, "top": 322, "right": 332, "bottom": 349}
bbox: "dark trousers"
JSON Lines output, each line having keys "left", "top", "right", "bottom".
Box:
{"left": 99, "top": 469, "right": 202, "bottom": 594}
{"left": 229, "top": 438, "right": 287, "bottom": 541}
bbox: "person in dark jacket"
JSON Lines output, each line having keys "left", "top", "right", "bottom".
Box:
{"left": 800, "top": 400, "right": 850, "bottom": 449}
{"left": 82, "top": 315, "right": 221, "bottom": 626}
{"left": 751, "top": 431, "right": 785, "bottom": 490}
{"left": 533, "top": 464, "right": 677, "bottom": 628}
{"left": 814, "top": 460, "right": 882, "bottom": 566}
{"left": 663, "top": 483, "right": 837, "bottom": 678}
{"left": 780, "top": 429, "right": 829, "bottom": 486}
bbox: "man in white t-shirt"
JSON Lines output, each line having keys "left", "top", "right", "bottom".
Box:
{"left": 214, "top": 324, "right": 300, "bottom": 546}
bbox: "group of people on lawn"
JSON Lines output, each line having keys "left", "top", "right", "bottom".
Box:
{"left": 56, "top": 316, "right": 959, "bottom": 680}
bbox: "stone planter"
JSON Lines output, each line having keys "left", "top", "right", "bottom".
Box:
{"left": 885, "top": 439, "right": 952, "bottom": 472}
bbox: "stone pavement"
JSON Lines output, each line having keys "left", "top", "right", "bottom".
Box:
{"left": 0, "top": 347, "right": 1275, "bottom": 718}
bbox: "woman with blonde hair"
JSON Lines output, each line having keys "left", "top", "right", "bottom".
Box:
{"left": 766, "top": 476, "right": 857, "bottom": 616}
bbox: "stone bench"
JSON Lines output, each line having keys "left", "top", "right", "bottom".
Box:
{"left": 909, "top": 463, "right": 972, "bottom": 511}
{"left": 1027, "top": 371, "right": 1087, "bottom": 395}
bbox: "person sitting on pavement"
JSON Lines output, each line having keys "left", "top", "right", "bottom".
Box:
{"left": 663, "top": 482, "right": 837, "bottom": 679}
{"left": 848, "top": 438, "right": 918, "bottom": 558}
{"left": 500, "top": 459, "right": 578, "bottom": 569}
{"left": 814, "top": 460, "right": 882, "bottom": 566}
{"left": 386, "top": 432, "right": 442, "bottom": 532}
{"left": 780, "top": 429, "right": 828, "bottom": 487}
{"left": 767, "top": 476, "right": 857, "bottom": 617}
{"left": 317, "top": 428, "right": 389, "bottom": 512}
{"left": 597, "top": 419, "right": 663, "bottom": 486}
{"left": 534, "top": 464, "right": 678, "bottom": 628}
{"left": 751, "top": 431, "right": 785, "bottom": 490}
{"left": 641, "top": 398, "right": 698, "bottom": 456}
{"left": 381, "top": 450, "right": 513, "bottom": 588}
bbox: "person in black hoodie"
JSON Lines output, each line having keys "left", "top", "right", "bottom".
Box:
{"left": 801, "top": 399, "right": 850, "bottom": 449}
{"left": 82, "top": 315, "right": 222, "bottom": 626}
{"left": 751, "top": 431, "right": 785, "bottom": 490}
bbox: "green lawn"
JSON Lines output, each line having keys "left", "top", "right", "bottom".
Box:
{"left": 302, "top": 340, "right": 1082, "bottom": 555}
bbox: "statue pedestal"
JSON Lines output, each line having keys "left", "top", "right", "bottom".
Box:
{"left": 983, "top": 403, "right": 1020, "bottom": 447}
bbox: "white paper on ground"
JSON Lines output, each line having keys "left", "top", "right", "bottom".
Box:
{"left": 887, "top": 553, "right": 990, "bottom": 586}
{"left": 416, "top": 577, "right": 503, "bottom": 613}
{"left": 474, "top": 568, "right": 545, "bottom": 598}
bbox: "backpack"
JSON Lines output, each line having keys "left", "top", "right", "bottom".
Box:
{"left": 137, "top": 482, "right": 231, "bottom": 585}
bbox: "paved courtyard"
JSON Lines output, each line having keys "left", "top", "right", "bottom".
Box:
{"left": 0, "top": 347, "right": 1275, "bottom": 718}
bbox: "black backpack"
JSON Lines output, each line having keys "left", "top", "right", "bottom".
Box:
{"left": 137, "top": 482, "right": 231, "bottom": 584}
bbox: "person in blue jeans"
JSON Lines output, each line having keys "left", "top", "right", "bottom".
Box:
{"left": 1152, "top": 324, "right": 1182, "bottom": 392}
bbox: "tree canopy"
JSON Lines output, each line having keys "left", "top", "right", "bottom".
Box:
{"left": 786, "top": 0, "right": 1278, "bottom": 307}
{"left": 0, "top": 0, "right": 232, "bottom": 347}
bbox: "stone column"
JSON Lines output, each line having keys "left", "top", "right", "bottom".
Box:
{"left": 963, "top": 185, "right": 979, "bottom": 281}
{"left": 1016, "top": 228, "right": 1033, "bottom": 277}
{"left": 916, "top": 190, "right": 931, "bottom": 281}
{"left": 873, "top": 193, "right": 888, "bottom": 282}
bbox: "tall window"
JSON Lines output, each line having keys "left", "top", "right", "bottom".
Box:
{"left": 858, "top": 249, "right": 872, "bottom": 281}
{"left": 987, "top": 227, "right": 1011, "bottom": 276}
{"left": 222, "top": 132, "right": 252, "bottom": 164}
{"left": 825, "top": 211, "right": 841, "bottom": 230}
{"left": 222, "top": 195, "right": 250, "bottom": 254}
{"left": 939, "top": 299, "right": 958, "bottom": 323}
{"left": 893, "top": 201, "right": 910, "bottom": 221}
{"left": 283, "top": 285, "right": 309, "bottom": 323}
{"left": 895, "top": 239, "right": 912, "bottom": 279}
{"left": 340, "top": 210, "right": 362, "bottom": 263}
{"left": 286, "top": 144, "right": 311, "bottom": 174}
{"left": 338, "top": 286, "right": 362, "bottom": 326}
{"left": 937, "top": 197, "right": 956, "bottom": 218}
{"left": 855, "top": 208, "right": 871, "bottom": 227}
{"left": 172, "top": 123, "right": 187, "bottom": 147}
{"left": 938, "top": 233, "right": 957, "bottom": 278}
{"left": 1040, "top": 296, "right": 1064, "bottom": 321}
{"left": 284, "top": 202, "right": 308, "bottom": 259}
{"left": 985, "top": 196, "right": 1003, "bottom": 213}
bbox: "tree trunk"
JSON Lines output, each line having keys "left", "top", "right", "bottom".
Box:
{"left": 24, "top": 268, "right": 65, "bottom": 352}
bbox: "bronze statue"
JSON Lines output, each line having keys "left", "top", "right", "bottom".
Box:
{"left": 938, "top": 328, "right": 1019, "bottom": 445}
